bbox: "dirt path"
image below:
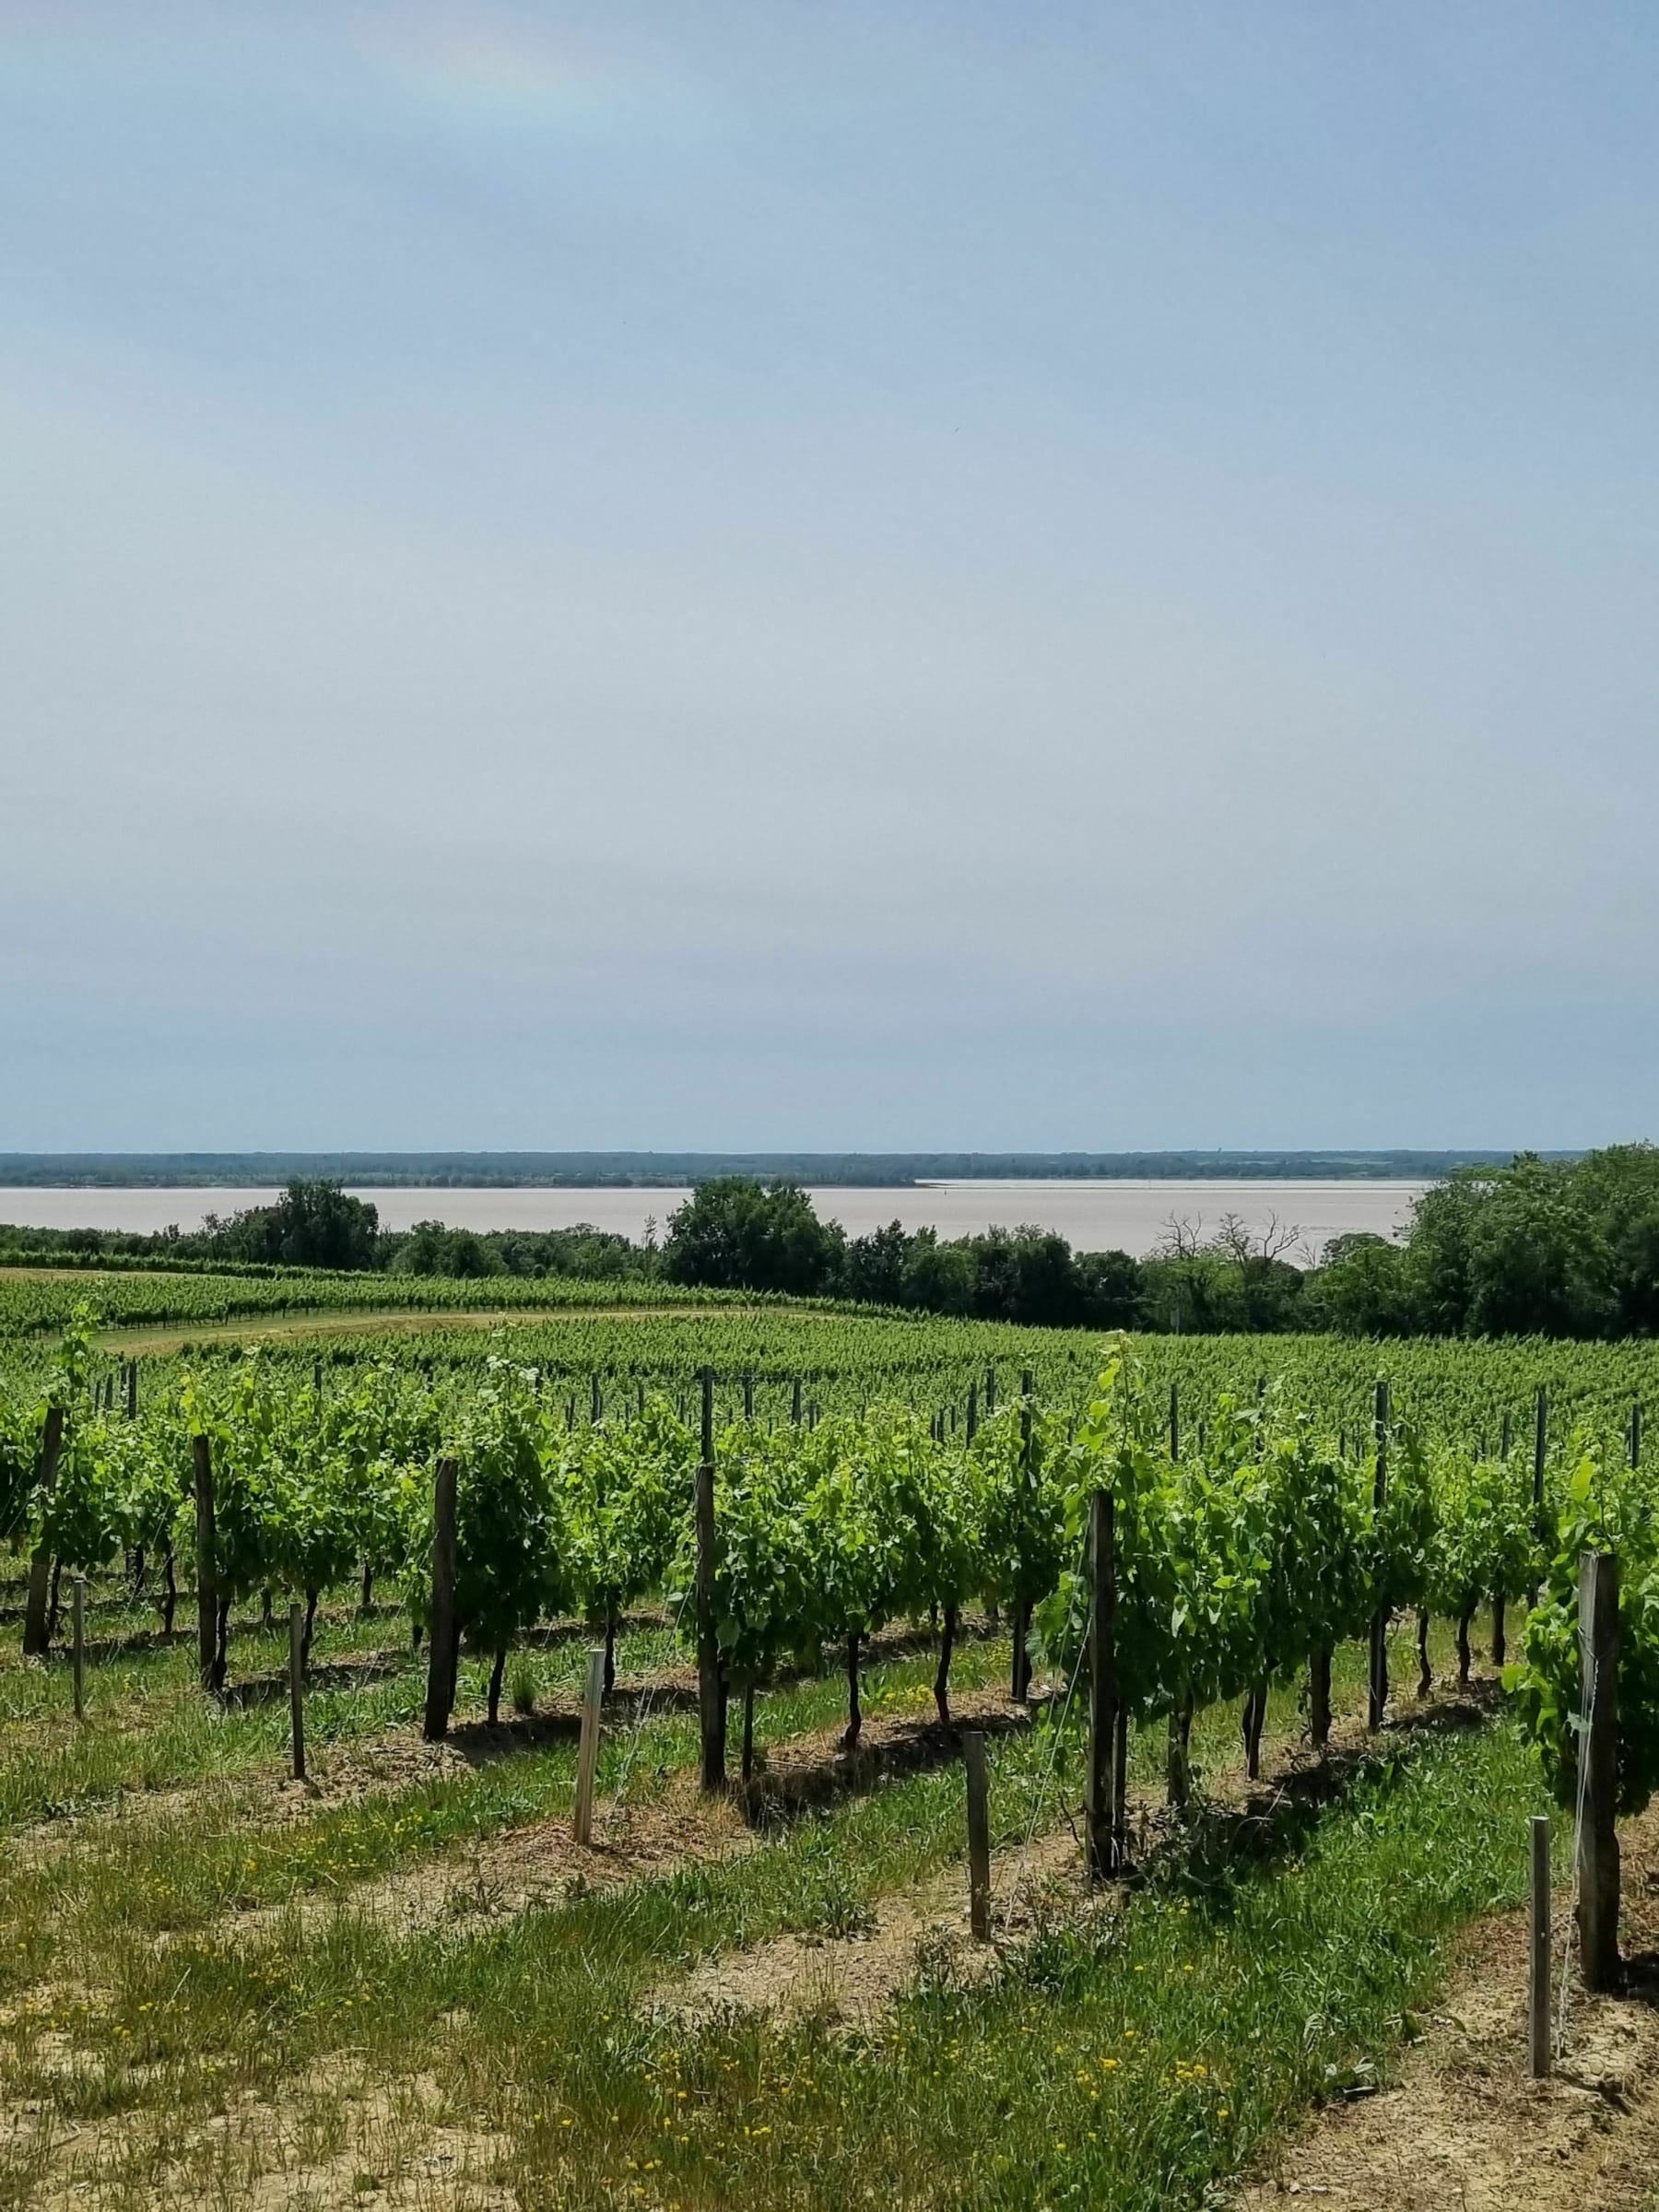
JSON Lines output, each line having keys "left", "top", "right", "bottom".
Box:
{"left": 1236, "top": 1801, "right": 1659, "bottom": 2212}
{"left": 216, "top": 1684, "right": 1034, "bottom": 1947}
{"left": 643, "top": 1684, "right": 1473, "bottom": 2033}
{"left": 653, "top": 1823, "right": 1082, "bottom": 2029}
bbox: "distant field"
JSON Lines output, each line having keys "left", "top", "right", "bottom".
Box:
{"left": 0, "top": 1264, "right": 767, "bottom": 1344}
{"left": 6, "top": 1260, "right": 1658, "bottom": 1444}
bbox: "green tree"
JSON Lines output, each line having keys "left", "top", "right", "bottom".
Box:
{"left": 214, "top": 1180, "right": 381, "bottom": 1271}
{"left": 662, "top": 1179, "right": 843, "bottom": 1296}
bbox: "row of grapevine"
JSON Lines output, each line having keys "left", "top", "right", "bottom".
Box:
{"left": 9, "top": 1309, "right": 1659, "bottom": 1987}
{"left": 1, "top": 1322, "right": 1636, "bottom": 1760}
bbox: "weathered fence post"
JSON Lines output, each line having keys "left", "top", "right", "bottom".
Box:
{"left": 1086, "top": 1488, "right": 1117, "bottom": 1880}
{"left": 72, "top": 1573, "right": 87, "bottom": 1721}
{"left": 422, "top": 1457, "right": 459, "bottom": 1741}
{"left": 1010, "top": 1371, "right": 1037, "bottom": 1703}
{"left": 1310, "top": 1645, "right": 1332, "bottom": 1753}
{"left": 288, "top": 1601, "right": 307, "bottom": 1781}
{"left": 1529, "top": 1814, "right": 1551, "bottom": 2077}
{"left": 964, "top": 1730, "right": 991, "bottom": 1941}
{"left": 21, "top": 1406, "right": 65, "bottom": 1658}
{"left": 1112, "top": 1703, "right": 1129, "bottom": 1867}
{"left": 697, "top": 1368, "right": 726, "bottom": 1789}
{"left": 1368, "top": 1379, "right": 1390, "bottom": 1732}
{"left": 1577, "top": 1549, "right": 1620, "bottom": 1993}
{"left": 1523, "top": 1385, "right": 1550, "bottom": 1606}
{"left": 573, "top": 1646, "right": 605, "bottom": 1845}
{"left": 194, "top": 1433, "right": 220, "bottom": 1692}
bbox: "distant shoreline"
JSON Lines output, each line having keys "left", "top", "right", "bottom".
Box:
{"left": 0, "top": 1149, "right": 1550, "bottom": 1191}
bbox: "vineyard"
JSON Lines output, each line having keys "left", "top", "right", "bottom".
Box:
{"left": 2, "top": 1278, "right": 1659, "bottom": 2207}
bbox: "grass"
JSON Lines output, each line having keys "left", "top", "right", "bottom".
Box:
{"left": 0, "top": 1606, "right": 1542, "bottom": 2209}
{"left": 596, "top": 1724, "right": 1546, "bottom": 2212}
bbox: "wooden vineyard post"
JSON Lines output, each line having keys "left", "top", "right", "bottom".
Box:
{"left": 1523, "top": 1385, "right": 1550, "bottom": 1606}
{"left": 422, "top": 1457, "right": 459, "bottom": 1742}
{"left": 1006, "top": 1371, "right": 1036, "bottom": 1704}
{"left": 964, "top": 1731, "right": 991, "bottom": 1941}
{"left": 742, "top": 1371, "right": 754, "bottom": 1422}
{"left": 72, "top": 1573, "right": 87, "bottom": 1722}
{"left": 697, "top": 1369, "right": 726, "bottom": 1790}
{"left": 21, "top": 1406, "right": 65, "bottom": 1658}
{"left": 1535, "top": 1387, "right": 1548, "bottom": 1504}
{"left": 1529, "top": 1814, "right": 1551, "bottom": 2077}
{"left": 194, "top": 1433, "right": 221, "bottom": 1693}
{"left": 1532, "top": 1386, "right": 1549, "bottom": 1574}
{"left": 1310, "top": 1646, "right": 1332, "bottom": 1755}
{"left": 1167, "top": 1701, "right": 1193, "bottom": 1810}
{"left": 1112, "top": 1704, "right": 1129, "bottom": 1867}
{"left": 288, "top": 1602, "right": 307, "bottom": 1782}
{"left": 125, "top": 1360, "right": 137, "bottom": 1420}
{"left": 965, "top": 1381, "right": 978, "bottom": 1442}
{"left": 1368, "top": 1379, "right": 1390, "bottom": 1732}
{"left": 1577, "top": 1550, "right": 1620, "bottom": 1993}
{"left": 1086, "top": 1488, "right": 1117, "bottom": 1880}
{"left": 573, "top": 1646, "right": 605, "bottom": 1845}
{"left": 984, "top": 1368, "right": 996, "bottom": 1417}
{"left": 792, "top": 1378, "right": 803, "bottom": 1428}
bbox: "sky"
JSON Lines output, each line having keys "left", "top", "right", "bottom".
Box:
{"left": 4, "top": 1, "right": 1657, "bottom": 1154}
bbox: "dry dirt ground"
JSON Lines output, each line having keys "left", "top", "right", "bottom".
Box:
{"left": 23, "top": 1666, "right": 1650, "bottom": 2211}
{"left": 1237, "top": 1799, "right": 1659, "bottom": 2212}
{"left": 651, "top": 1822, "right": 1081, "bottom": 2030}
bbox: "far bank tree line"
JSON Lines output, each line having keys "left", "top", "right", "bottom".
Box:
{"left": 6, "top": 1144, "right": 1659, "bottom": 1339}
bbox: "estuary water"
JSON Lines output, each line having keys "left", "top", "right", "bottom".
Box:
{"left": 0, "top": 1180, "right": 1424, "bottom": 1263}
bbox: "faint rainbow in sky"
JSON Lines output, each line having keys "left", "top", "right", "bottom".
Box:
{"left": 356, "top": 12, "right": 697, "bottom": 134}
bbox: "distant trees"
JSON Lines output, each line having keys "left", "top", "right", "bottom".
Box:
{"left": 1390, "top": 1147, "right": 1659, "bottom": 1338}
{"left": 206, "top": 1180, "right": 380, "bottom": 1270}
{"left": 661, "top": 1179, "right": 844, "bottom": 1296}
{"left": 11, "top": 1145, "right": 1659, "bottom": 1343}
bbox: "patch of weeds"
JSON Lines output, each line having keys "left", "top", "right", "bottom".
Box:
{"left": 509, "top": 1657, "right": 538, "bottom": 1717}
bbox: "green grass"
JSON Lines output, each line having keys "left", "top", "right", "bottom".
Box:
{"left": 599, "top": 1724, "right": 1546, "bottom": 2212}
{"left": 16, "top": 1709, "right": 1545, "bottom": 2211}
{"left": 0, "top": 1604, "right": 1536, "bottom": 2210}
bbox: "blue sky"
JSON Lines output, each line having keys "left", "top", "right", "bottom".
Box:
{"left": 4, "top": 2, "right": 1656, "bottom": 1151}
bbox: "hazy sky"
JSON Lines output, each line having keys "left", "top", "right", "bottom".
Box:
{"left": 5, "top": 3, "right": 1656, "bottom": 1152}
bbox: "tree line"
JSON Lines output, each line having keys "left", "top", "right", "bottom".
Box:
{"left": 5, "top": 1143, "right": 1658, "bottom": 1338}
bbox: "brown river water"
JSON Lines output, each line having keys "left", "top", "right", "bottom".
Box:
{"left": 0, "top": 1181, "right": 1424, "bottom": 1263}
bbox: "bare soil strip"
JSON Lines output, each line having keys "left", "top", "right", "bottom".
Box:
{"left": 654, "top": 1825, "right": 1082, "bottom": 2030}
{"left": 229, "top": 1683, "right": 1035, "bottom": 1947}
{"left": 2, "top": 2062, "right": 516, "bottom": 2212}
{"left": 643, "top": 1686, "right": 1478, "bottom": 2033}
{"left": 1237, "top": 1802, "right": 1659, "bottom": 2212}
